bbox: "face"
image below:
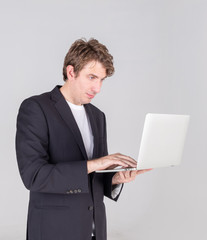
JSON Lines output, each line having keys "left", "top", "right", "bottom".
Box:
{"left": 62, "top": 61, "right": 107, "bottom": 105}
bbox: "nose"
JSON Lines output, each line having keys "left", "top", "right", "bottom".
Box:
{"left": 92, "top": 80, "right": 102, "bottom": 94}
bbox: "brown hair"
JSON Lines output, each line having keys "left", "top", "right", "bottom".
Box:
{"left": 62, "top": 38, "right": 114, "bottom": 81}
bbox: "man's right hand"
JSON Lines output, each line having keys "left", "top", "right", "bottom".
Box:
{"left": 87, "top": 153, "right": 137, "bottom": 174}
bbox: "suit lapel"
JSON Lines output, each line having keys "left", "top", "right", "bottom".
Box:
{"left": 84, "top": 104, "right": 99, "bottom": 181}
{"left": 84, "top": 104, "right": 99, "bottom": 159}
{"left": 50, "top": 86, "right": 88, "bottom": 160}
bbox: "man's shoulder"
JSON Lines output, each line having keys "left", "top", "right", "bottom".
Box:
{"left": 19, "top": 86, "right": 59, "bottom": 107}
{"left": 19, "top": 91, "right": 49, "bottom": 108}
{"left": 17, "top": 87, "right": 60, "bottom": 117}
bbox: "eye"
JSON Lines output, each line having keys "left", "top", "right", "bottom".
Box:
{"left": 89, "top": 75, "right": 95, "bottom": 80}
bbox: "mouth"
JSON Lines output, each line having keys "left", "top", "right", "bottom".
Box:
{"left": 86, "top": 93, "right": 95, "bottom": 99}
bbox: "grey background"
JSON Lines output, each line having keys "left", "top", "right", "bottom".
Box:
{"left": 0, "top": 0, "right": 206, "bottom": 239}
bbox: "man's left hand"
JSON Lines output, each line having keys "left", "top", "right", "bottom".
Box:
{"left": 112, "top": 169, "right": 152, "bottom": 185}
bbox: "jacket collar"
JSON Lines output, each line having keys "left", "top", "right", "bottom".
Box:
{"left": 50, "top": 85, "right": 99, "bottom": 160}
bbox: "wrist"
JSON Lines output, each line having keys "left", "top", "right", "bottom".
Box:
{"left": 87, "top": 159, "right": 97, "bottom": 174}
{"left": 87, "top": 160, "right": 93, "bottom": 174}
{"left": 112, "top": 175, "right": 119, "bottom": 185}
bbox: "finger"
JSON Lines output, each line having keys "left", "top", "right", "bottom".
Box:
{"left": 115, "top": 153, "right": 137, "bottom": 165}
{"left": 110, "top": 159, "right": 130, "bottom": 168}
{"left": 114, "top": 157, "right": 137, "bottom": 168}
{"left": 107, "top": 157, "right": 136, "bottom": 168}
{"left": 123, "top": 170, "right": 130, "bottom": 179}
{"left": 130, "top": 170, "right": 137, "bottom": 178}
{"left": 119, "top": 160, "right": 137, "bottom": 168}
{"left": 126, "top": 170, "right": 131, "bottom": 178}
{"left": 98, "top": 157, "right": 128, "bottom": 170}
{"left": 141, "top": 168, "right": 153, "bottom": 173}
{"left": 136, "top": 169, "right": 153, "bottom": 175}
{"left": 106, "top": 164, "right": 120, "bottom": 170}
{"left": 125, "top": 171, "right": 136, "bottom": 182}
{"left": 118, "top": 154, "right": 137, "bottom": 164}
{"left": 118, "top": 171, "right": 125, "bottom": 180}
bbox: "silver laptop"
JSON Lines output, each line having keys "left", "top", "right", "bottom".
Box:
{"left": 96, "top": 113, "right": 190, "bottom": 173}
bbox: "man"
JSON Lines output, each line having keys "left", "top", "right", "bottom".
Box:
{"left": 15, "top": 38, "right": 150, "bottom": 240}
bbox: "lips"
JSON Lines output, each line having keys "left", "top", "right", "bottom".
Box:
{"left": 86, "top": 93, "right": 95, "bottom": 99}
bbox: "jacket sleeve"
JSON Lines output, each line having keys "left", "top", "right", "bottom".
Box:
{"left": 102, "top": 113, "right": 124, "bottom": 201}
{"left": 15, "top": 98, "right": 89, "bottom": 195}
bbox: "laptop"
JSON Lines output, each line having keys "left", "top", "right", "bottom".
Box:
{"left": 96, "top": 113, "right": 190, "bottom": 173}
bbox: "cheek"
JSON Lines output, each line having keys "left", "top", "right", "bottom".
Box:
{"left": 75, "top": 81, "right": 85, "bottom": 92}
{"left": 81, "top": 82, "right": 91, "bottom": 92}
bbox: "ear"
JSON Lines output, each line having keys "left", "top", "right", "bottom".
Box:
{"left": 66, "top": 65, "right": 75, "bottom": 81}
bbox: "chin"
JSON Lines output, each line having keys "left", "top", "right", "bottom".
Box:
{"left": 82, "top": 99, "right": 92, "bottom": 105}
{"left": 86, "top": 99, "right": 92, "bottom": 104}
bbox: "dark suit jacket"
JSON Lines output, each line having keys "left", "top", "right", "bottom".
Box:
{"left": 15, "top": 86, "right": 122, "bottom": 240}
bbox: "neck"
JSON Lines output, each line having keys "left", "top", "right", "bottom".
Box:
{"left": 60, "top": 83, "right": 82, "bottom": 106}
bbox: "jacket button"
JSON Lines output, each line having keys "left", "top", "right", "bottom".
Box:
{"left": 74, "top": 189, "right": 78, "bottom": 194}
{"left": 88, "top": 206, "right": 93, "bottom": 211}
{"left": 78, "top": 189, "right": 82, "bottom": 193}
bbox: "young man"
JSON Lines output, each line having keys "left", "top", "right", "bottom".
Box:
{"left": 15, "top": 39, "right": 150, "bottom": 240}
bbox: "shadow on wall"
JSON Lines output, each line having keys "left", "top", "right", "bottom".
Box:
{"left": 0, "top": 225, "right": 25, "bottom": 240}
{"left": 108, "top": 231, "right": 133, "bottom": 240}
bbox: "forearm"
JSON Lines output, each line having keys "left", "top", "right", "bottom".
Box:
{"left": 16, "top": 153, "right": 89, "bottom": 194}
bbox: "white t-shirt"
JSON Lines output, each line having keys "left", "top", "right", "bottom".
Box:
{"left": 67, "top": 101, "right": 94, "bottom": 159}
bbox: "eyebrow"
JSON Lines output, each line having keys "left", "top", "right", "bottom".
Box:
{"left": 89, "top": 74, "right": 106, "bottom": 81}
